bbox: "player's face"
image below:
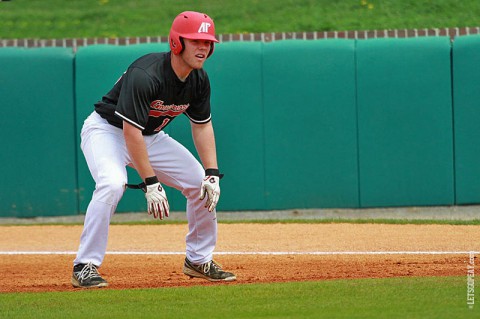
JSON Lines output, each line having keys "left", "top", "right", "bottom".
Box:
{"left": 181, "top": 38, "right": 212, "bottom": 69}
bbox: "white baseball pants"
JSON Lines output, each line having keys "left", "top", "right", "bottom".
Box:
{"left": 74, "top": 111, "right": 217, "bottom": 267}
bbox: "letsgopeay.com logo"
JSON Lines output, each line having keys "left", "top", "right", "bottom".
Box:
{"left": 467, "top": 251, "right": 475, "bottom": 309}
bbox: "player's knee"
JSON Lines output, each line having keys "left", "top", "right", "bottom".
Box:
{"left": 94, "top": 177, "right": 126, "bottom": 204}
{"left": 181, "top": 166, "right": 205, "bottom": 199}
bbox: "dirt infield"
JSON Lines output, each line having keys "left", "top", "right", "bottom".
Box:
{"left": 0, "top": 223, "right": 479, "bottom": 293}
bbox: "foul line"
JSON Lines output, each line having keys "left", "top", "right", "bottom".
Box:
{"left": 0, "top": 251, "right": 477, "bottom": 255}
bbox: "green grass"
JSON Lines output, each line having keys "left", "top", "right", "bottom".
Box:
{"left": 0, "top": 277, "right": 477, "bottom": 318}
{"left": 1, "top": 0, "right": 480, "bottom": 39}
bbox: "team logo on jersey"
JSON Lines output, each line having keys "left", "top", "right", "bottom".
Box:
{"left": 198, "top": 22, "right": 211, "bottom": 33}
{"left": 149, "top": 100, "right": 189, "bottom": 117}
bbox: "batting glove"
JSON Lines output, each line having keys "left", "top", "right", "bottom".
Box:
{"left": 200, "top": 169, "right": 223, "bottom": 212}
{"left": 143, "top": 176, "right": 169, "bottom": 220}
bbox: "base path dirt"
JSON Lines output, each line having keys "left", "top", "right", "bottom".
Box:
{"left": 0, "top": 223, "right": 478, "bottom": 293}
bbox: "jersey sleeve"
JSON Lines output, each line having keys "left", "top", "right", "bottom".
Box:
{"left": 115, "top": 67, "right": 156, "bottom": 130}
{"left": 185, "top": 73, "right": 212, "bottom": 124}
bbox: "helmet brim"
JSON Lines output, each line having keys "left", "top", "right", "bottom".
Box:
{"left": 181, "top": 33, "right": 219, "bottom": 43}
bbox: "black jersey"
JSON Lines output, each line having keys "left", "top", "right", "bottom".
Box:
{"left": 94, "top": 52, "right": 212, "bottom": 135}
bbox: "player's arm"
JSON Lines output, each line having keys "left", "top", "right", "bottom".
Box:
{"left": 123, "top": 121, "right": 155, "bottom": 179}
{"left": 124, "top": 121, "right": 169, "bottom": 219}
{"left": 191, "top": 121, "right": 222, "bottom": 212}
{"left": 191, "top": 121, "right": 218, "bottom": 170}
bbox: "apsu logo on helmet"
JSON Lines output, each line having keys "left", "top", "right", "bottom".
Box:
{"left": 198, "top": 22, "right": 211, "bottom": 33}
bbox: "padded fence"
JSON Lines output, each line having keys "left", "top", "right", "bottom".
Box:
{"left": 453, "top": 35, "right": 480, "bottom": 205}
{"left": 2, "top": 35, "right": 480, "bottom": 217}
{"left": 262, "top": 40, "right": 359, "bottom": 209}
{"left": 0, "top": 48, "right": 77, "bottom": 217}
{"left": 356, "top": 37, "right": 455, "bottom": 207}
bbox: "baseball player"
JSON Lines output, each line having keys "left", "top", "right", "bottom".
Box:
{"left": 71, "top": 11, "right": 236, "bottom": 288}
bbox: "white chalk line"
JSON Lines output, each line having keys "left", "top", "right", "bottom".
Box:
{"left": 0, "top": 251, "right": 478, "bottom": 256}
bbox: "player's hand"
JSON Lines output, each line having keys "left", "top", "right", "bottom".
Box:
{"left": 200, "top": 175, "right": 221, "bottom": 212}
{"left": 144, "top": 182, "right": 169, "bottom": 219}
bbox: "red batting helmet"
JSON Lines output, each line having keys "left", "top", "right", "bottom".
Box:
{"left": 169, "top": 11, "right": 219, "bottom": 58}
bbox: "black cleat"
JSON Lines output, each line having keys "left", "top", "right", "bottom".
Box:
{"left": 71, "top": 262, "right": 108, "bottom": 288}
{"left": 183, "top": 258, "right": 236, "bottom": 282}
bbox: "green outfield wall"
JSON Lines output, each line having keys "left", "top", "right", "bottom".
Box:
{"left": 262, "top": 40, "right": 358, "bottom": 209}
{"left": 356, "top": 37, "right": 454, "bottom": 207}
{"left": 453, "top": 35, "right": 480, "bottom": 205}
{"left": 0, "top": 47, "right": 77, "bottom": 217}
{"left": 1, "top": 35, "right": 480, "bottom": 217}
